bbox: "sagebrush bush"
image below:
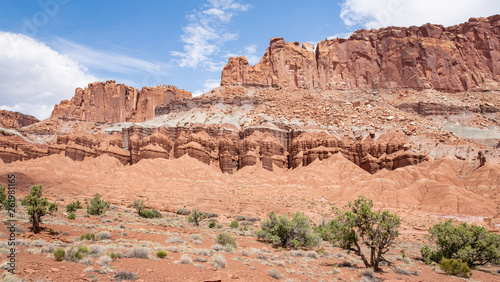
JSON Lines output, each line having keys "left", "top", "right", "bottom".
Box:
{"left": 180, "top": 255, "right": 192, "bottom": 264}
{"left": 229, "top": 219, "right": 239, "bottom": 228}
{"left": 216, "top": 232, "right": 237, "bottom": 248}
{"left": 166, "top": 236, "right": 185, "bottom": 244}
{"left": 98, "top": 255, "right": 112, "bottom": 266}
{"left": 156, "top": 250, "right": 168, "bottom": 259}
{"left": 87, "top": 193, "right": 109, "bottom": 216}
{"left": 128, "top": 247, "right": 151, "bottom": 259}
{"left": 439, "top": 258, "right": 472, "bottom": 278}
{"left": 211, "top": 254, "right": 226, "bottom": 268}
{"left": 88, "top": 244, "right": 106, "bottom": 257}
{"left": 422, "top": 219, "right": 500, "bottom": 268}
{"left": 114, "top": 270, "right": 138, "bottom": 281}
{"left": 107, "top": 252, "right": 122, "bottom": 260}
{"left": 360, "top": 269, "right": 378, "bottom": 282}
{"left": 176, "top": 208, "right": 191, "bottom": 215}
{"left": 97, "top": 231, "right": 112, "bottom": 240}
{"left": 257, "top": 211, "right": 320, "bottom": 250}
{"left": 191, "top": 234, "right": 201, "bottom": 240}
{"left": 268, "top": 268, "right": 282, "bottom": 279}
{"left": 53, "top": 248, "right": 65, "bottom": 261}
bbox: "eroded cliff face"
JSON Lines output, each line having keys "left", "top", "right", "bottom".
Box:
{"left": 0, "top": 110, "right": 39, "bottom": 129}
{"left": 51, "top": 80, "right": 192, "bottom": 123}
{"left": 0, "top": 125, "right": 428, "bottom": 174}
{"left": 222, "top": 15, "right": 500, "bottom": 91}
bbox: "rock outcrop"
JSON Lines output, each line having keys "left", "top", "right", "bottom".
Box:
{"left": 222, "top": 15, "right": 500, "bottom": 91}
{"left": 51, "top": 80, "right": 191, "bottom": 123}
{"left": 0, "top": 110, "right": 39, "bottom": 129}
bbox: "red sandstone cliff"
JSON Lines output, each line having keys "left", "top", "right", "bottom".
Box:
{"left": 221, "top": 15, "right": 500, "bottom": 91}
{"left": 0, "top": 110, "right": 39, "bottom": 129}
{"left": 51, "top": 80, "right": 192, "bottom": 123}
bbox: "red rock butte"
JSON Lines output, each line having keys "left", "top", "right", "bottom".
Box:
{"left": 221, "top": 15, "right": 500, "bottom": 91}
{"left": 51, "top": 80, "right": 192, "bottom": 123}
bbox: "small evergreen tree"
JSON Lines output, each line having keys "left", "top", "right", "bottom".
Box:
{"left": 21, "top": 185, "right": 58, "bottom": 233}
{"left": 421, "top": 219, "right": 500, "bottom": 268}
{"left": 326, "top": 196, "right": 400, "bottom": 271}
{"left": 187, "top": 209, "right": 206, "bottom": 226}
{"left": 87, "top": 193, "right": 110, "bottom": 215}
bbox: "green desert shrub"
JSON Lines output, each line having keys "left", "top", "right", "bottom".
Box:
{"left": 87, "top": 193, "right": 110, "bottom": 215}
{"left": 229, "top": 219, "right": 239, "bottom": 228}
{"left": 53, "top": 248, "right": 65, "bottom": 261}
{"left": 139, "top": 209, "right": 163, "bottom": 219}
{"left": 66, "top": 199, "right": 83, "bottom": 213}
{"left": 209, "top": 221, "right": 216, "bottom": 228}
{"left": 156, "top": 250, "right": 168, "bottom": 259}
{"left": 421, "top": 219, "right": 500, "bottom": 268}
{"left": 65, "top": 245, "right": 89, "bottom": 262}
{"left": 257, "top": 211, "right": 320, "bottom": 250}
{"left": 67, "top": 212, "right": 75, "bottom": 220}
{"left": 80, "top": 233, "right": 96, "bottom": 241}
{"left": 216, "top": 232, "right": 237, "bottom": 248}
{"left": 439, "top": 258, "right": 472, "bottom": 278}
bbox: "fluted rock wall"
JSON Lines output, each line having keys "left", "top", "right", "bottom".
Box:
{"left": 0, "top": 126, "right": 428, "bottom": 174}
{"left": 51, "top": 80, "right": 192, "bottom": 123}
{"left": 222, "top": 15, "right": 500, "bottom": 91}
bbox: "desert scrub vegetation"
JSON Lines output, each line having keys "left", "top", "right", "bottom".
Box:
{"left": 211, "top": 254, "right": 227, "bottom": 268}
{"left": 53, "top": 248, "right": 65, "bottom": 261}
{"left": 132, "top": 199, "right": 163, "bottom": 219}
{"left": 65, "top": 245, "right": 90, "bottom": 262}
{"left": 320, "top": 195, "right": 400, "bottom": 271}
{"left": 216, "top": 232, "right": 237, "bottom": 248}
{"left": 229, "top": 219, "right": 239, "bottom": 228}
{"left": 257, "top": 211, "right": 320, "bottom": 250}
{"left": 21, "top": 185, "right": 58, "bottom": 233}
{"left": 176, "top": 208, "right": 191, "bottom": 215}
{"left": 66, "top": 199, "right": 83, "bottom": 213}
{"left": 187, "top": 209, "right": 206, "bottom": 226}
{"left": 114, "top": 270, "right": 138, "bottom": 281}
{"left": 439, "top": 258, "right": 472, "bottom": 278}
{"left": 421, "top": 219, "right": 500, "bottom": 268}
{"left": 268, "top": 268, "right": 283, "bottom": 279}
{"left": 128, "top": 247, "right": 151, "bottom": 259}
{"left": 156, "top": 250, "right": 168, "bottom": 258}
{"left": 87, "top": 193, "right": 110, "bottom": 215}
{"left": 0, "top": 183, "right": 15, "bottom": 210}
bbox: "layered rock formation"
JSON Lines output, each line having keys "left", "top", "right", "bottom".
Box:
{"left": 0, "top": 110, "right": 39, "bottom": 129}
{"left": 51, "top": 80, "right": 191, "bottom": 123}
{"left": 222, "top": 15, "right": 500, "bottom": 91}
{"left": 0, "top": 123, "right": 428, "bottom": 174}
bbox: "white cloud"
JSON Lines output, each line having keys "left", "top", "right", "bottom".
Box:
{"left": 193, "top": 78, "right": 221, "bottom": 96}
{"left": 340, "top": 0, "right": 500, "bottom": 29}
{"left": 226, "top": 43, "right": 260, "bottom": 65}
{"left": 54, "top": 38, "right": 170, "bottom": 83}
{"left": 0, "top": 32, "right": 97, "bottom": 120}
{"left": 172, "top": 0, "right": 250, "bottom": 72}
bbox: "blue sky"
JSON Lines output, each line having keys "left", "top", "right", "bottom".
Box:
{"left": 0, "top": 0, "right": 498, "bottom": 119}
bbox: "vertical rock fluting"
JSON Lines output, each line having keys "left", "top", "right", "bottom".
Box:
{"left": 51, "top": 80, "right": 192, "bottom": 123}
{"left": 221, "top": 15, "right": 500, "bottom": 91}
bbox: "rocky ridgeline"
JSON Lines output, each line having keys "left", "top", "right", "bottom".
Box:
{"left": 0, "top": 124, "right": 428, "bottom": 174}
{"left": 0, "top": 110, "right": 39, "bottom": 129}
{"left": 51, "top": 80, "right": 192, "bottom": 123}
{"left": 222, "top": 15, "right": 500, "bottom": 91}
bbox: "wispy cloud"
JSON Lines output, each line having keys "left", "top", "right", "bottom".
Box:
{"left": 54, "top": 38, "right": 170, "bottom": 79}
{"left": 172, "top": 0, "right": 250, "bottom": 72}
